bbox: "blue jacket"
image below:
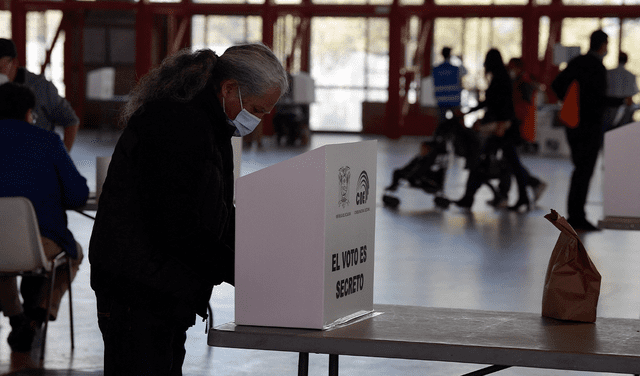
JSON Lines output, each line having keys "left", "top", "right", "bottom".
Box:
{"left": 433, "top": 62, "right": 463, "bottom": 108}
{"left": 0, "top": 119, "right": 89, "bottom": 257}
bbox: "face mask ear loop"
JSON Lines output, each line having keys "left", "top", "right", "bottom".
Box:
{"left": 238, "top": 88, "right": 244, "bottom": 109}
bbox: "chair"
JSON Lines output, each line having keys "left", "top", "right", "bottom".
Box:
{"left": 0, "top": 196, "right": 74, "bottom": 362}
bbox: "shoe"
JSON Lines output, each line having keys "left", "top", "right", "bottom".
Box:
{"left": 567, "top": 217, "right": 600, "bottom": 232}
{"left": 7, "top": 314, "right": 36, "bottom": 352}
{"left": 454, "top": 197, "right": 473, "bottom": 210}
{"left": 531, "top": 181, "right": 548, "bottom": 203}
{"left": 487, "top": 195, "right": 508, "bottom": 208}
{"left": 385, "top": 183, "right": 399, "bottom": 192}
{"left": 508, "top": 198, "right": 531, "bottom": 212}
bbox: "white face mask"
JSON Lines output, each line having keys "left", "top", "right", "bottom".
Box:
{"left": 224, "top": 88, "right": 261, "bottom": 137}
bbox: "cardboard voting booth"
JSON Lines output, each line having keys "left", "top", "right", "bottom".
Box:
{"left": 601, "top": 123, "right": 640, "bottom": 228}
{"left": 235, "top": 140, "right": 377, "bottom": 329}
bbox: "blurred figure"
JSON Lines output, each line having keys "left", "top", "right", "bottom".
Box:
{"left": 0, "top": 82, "right": 88, "bottom": 352}
{"left": 504, "top": 58, "right": 548, "bottom": 209}
{"left": 551, "top": 30, "right": 624, "bottom": 231}
{"left": 604, "top": 52, "right": 638, "bottom": 130}
{"left": 454, "top": 49, "right": 515, "bottom": 210}
{"left": 385, "top": 140, "right": 441, "bottom": 193}
{"left": 0, "top": 38, "right": 80, "bottom": 151}
{"left": 89, "top": 45, "right": 288, "bottom": 376}
{"left": 433, "top": 47, "right": 467, "bottom": 125}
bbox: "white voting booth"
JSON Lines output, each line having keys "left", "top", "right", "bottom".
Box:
{"left": 600, "top": 122, "right": 640, "bottom": 230}
{"left": 235, "top": 140, "right": 377, "bottom": 329}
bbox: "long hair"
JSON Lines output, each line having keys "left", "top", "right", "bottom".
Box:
{"left": 121, "top": 48, "right": 218, "bottom": 124}
{"left": 483, "top": 48, "right": 507, "bottom": 77}
{"left": 121, "top": 43, "right": 288, "bottom": 126}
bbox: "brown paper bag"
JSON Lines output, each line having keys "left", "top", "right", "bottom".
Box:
{"left": 542, "top": 209, "right": 601, "bottom": 322}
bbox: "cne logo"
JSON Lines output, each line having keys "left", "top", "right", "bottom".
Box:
{"left": 356, "top": 171, "right": 369, "bottom": 205}
{"left": 338, "top": 166, "right": 351, "bottom": 208}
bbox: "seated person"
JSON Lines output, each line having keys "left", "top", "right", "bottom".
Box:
{"left": 385, "top": 140, "right": 444, "bottom": 194}
{"left": 0, "top": 82, "right": 89, "bottom": 352}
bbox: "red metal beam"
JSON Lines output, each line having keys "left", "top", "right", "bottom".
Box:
{"left": 136, "top": 2, "right": 154, "bottom": 81}
{"left": 384, "top": 0, "right": 403, "bottom": 139}
{"left": 63, "top": 10, "right": 85, "bottom": 128}
{"left": 10, "top": 0, "right": 26, "bottom": 65}
{"left": 168, "top": 16, "right": 190, "bottom": 55}
{"left": 285, "top": 17, "right": 309, "bottom": 72}
{"left": 414, "top": 17, "right": 433, "bottom": 78}
{"left": 40, "top": 13, "right": 66, "bottom": 75}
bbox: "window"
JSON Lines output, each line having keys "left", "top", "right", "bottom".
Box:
{"left": 191, "top": 15, "right": 262, "bottom": 52}
{"left": 26, "top": 11, "right": 65, "bottom": 96}
{"left": 310, "top": 17, "right": 388, "bottom": 131}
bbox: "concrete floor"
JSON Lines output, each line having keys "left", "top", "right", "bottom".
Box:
{"left": 1, "top": 130, "right": 640, "bottom": 376}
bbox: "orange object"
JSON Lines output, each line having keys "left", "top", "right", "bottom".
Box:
{"left": 518, "top": 94, "right": 537, "bottom": 143}
{"left": 559, "top": 80, "right": 580, "bottom": 129}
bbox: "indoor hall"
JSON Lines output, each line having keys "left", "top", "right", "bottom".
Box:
{"left": 1, "top": 130, "right": 639, "bottom": 376}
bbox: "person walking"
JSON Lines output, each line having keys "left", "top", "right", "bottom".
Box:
{"left": 454, "top": 49, "right": 515, "bottom": 210}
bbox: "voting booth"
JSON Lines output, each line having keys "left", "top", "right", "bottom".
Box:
{"left": 599, "top": 122, "right": 640, "bottom": 230}
{"left": 235, "top": 140, "right": 377, "bottom": 329}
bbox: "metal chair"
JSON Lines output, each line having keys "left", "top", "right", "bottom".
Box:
{"left": 0, "top": 196, "right": 74, "bottom": 362}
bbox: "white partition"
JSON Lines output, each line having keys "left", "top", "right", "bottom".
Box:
{"left": 234, "top": 140, "right": 377, "bottom": 329}
{"left": 603, "top": 122, "right": 640, "bottom": 219}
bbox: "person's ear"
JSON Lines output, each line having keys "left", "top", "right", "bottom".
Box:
{"left": 25, "top": 108, "right": 34, "bottom": 124}
{"left": 220, "top": 79, "right": 238, "bottom": 99}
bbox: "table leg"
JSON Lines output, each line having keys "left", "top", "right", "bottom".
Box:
{"left": 329, "top": 354, "right": 339, "bottom": 376}
{"left": 461, "top": 365, "right": 511, "bottom": 376}
{"left": 298, "top": 352, "right": 309, "bottom": 376}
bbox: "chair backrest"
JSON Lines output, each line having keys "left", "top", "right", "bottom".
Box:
{"left": 0, "top": 196, "right": 50, "bottom": 273}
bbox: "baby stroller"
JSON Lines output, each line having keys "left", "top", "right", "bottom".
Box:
{"left": 382, "top": 136, "right": 451, "bottom": 209}
{"left": 382, "top": 113, "right": 510, "bottom": 209}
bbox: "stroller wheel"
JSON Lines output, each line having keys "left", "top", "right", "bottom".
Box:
{"left": 434, "top": 196, "right": 450, "bottom": 209}
{"left": 382, "top": 194, "right": 400, "bottom": 208}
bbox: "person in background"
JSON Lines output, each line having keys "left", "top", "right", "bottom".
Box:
{"left": 0, "top": 38, "right": 80, "bottom": 152}
{"left": 89, "top": 44, "right": 288, "bottom": 376}
{"left": 551, "top": 30, "right": 624, "bottom": 231}
{"left": 432, "top": 46, "right": 467, "bottom": 125}
{"left": 604, "top": 51, "right": 638, "bottom": 130}
{"left": 0, "top": 82, "right": 88, "bottom": 352}
{"left": 454, "top": 48, "right": 515, "bottom": 210}
{"left": 503, "top": 57, "right": 548, "bottom": 210}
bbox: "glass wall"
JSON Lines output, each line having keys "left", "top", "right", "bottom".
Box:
{"left": 0, "top": 11, "right": 10, "bottom": 38}
{"left": 428, "top": 17, "right": 521, "bottom": 107}
{"left": 26, "top": 11, "right": 66, "bottom": 96}
{"left": 310, "top": 17, "right": 388, "bottom": 131}
{"left": 191, "top": 15, "right": 262, "bottom": 52}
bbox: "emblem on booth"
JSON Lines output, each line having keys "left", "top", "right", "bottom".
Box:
{"left": 338, "top": 166, "right": 351, "bottom": 208}
{"left": 356, "top": 171, "right": 369, "bottom": 205}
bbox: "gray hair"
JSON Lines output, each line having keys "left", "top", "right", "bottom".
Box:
{"left": 121, "top": 48, "right": 218, "bottom": 124}
{"left": 121, "top": 43, "right": 288, "bottom": 125}
{"left": 211, "top": 43, "right": 288, "bottom": 99}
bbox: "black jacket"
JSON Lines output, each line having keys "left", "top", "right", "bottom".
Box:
{"left": 552, "top": 52, "right": 623, "bottom": 134}
{"left": 89, "top": 87, "right": 236, "bottom": 325}
{"left": 471, "top": 70, "right": 515, "bottom": 124}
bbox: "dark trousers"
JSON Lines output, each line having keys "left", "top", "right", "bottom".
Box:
{"left": 500, "top": 140, "right": 540, "bottom": 201}
{"left": 97, "top": 293, "right": 189, "bottom": 376}
{"left": 565, "top": 127, "right": 602, "bottom": 221}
